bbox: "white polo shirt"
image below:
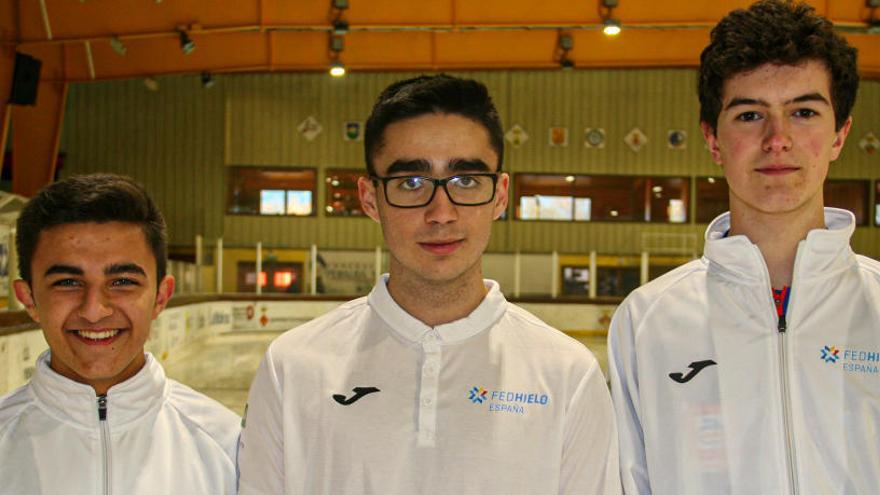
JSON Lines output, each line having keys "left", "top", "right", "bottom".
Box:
{"left": 238, "top": 276, "right": 620, "bottom": 494}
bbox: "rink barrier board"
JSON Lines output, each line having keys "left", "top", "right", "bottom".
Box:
{"left": 0, "top": 295, "right": 618, "bottom": 396}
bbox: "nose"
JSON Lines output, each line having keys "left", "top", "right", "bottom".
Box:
{"left": 78, "top": 287, "right": 114, "bottom": 322}
{"left": 424, "top": 184, "right": 459, "bottom": 224}
{"left": 762, "top": 114, "right": 792, "bottom": 154}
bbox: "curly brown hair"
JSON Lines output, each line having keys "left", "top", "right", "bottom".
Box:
{"left": 698, "top": 0, "right": 859, "bottom": 133}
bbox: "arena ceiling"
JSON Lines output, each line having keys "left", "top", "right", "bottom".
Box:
{"left": 2, "top": 0, "right": 880, "bottom": 82}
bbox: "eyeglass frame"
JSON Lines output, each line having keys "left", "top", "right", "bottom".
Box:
{"left": 369, "top": 172, "right": 501, "bottom": 208}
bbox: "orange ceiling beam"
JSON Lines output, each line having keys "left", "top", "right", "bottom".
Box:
{"left": 5, "top": 0, "right": 880, "bottom": 81}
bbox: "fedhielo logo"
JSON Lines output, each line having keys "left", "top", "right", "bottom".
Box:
{"left": 468, "top": 386, "right": 488, "bottom": 404}
{"left": 821, "top": 345, "right": 840, "bottom": 363}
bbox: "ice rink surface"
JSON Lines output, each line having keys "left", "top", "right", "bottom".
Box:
{"left": 163, "top": 331, "right": 279, "bottom": 416}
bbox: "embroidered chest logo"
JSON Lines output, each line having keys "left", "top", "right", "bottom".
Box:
{"left": 468, "top": 387, "right": 488, "bottom": 404}
{"left": 821, "top": 346, "right": 878, "bottom": 375}
{"left": 467, "top": 386, "right": 550, "bottom": 415}
{"left": 333, "top": 387, "right": 381, "bottom": 405}
{"left": 669, "top": 360, "right": 717, "bottom": 384}
{"left": 821, "top": 345, "right": 840, "bottom": 363}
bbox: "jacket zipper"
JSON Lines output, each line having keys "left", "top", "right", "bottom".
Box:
{"left": 98, "top": 395, "right": 111, "bottom": 495}
{"left": 770, "top": 246, "right": 801, "bottom": 495}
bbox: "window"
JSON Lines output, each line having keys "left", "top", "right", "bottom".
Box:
{"left": 825, "top": 180, "right": 869, "bottom": 226}
{"left": 515, "top": 174, "right": 689, "bottom": 223}
{"left": 325, "top": 169, "right": 366, "bottom": 217}
{"left": 227, "top": 167, "right": 316, "bottom": 216}
{"left": 696, "top": 177, "right": 728, "bottom": 223}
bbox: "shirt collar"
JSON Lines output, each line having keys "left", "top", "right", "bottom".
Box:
{"left": 704, "top": 207, "right": 856, "bottom": 284}
{"left": 30, "top": 350, "right": 168, "bottom": 431}
{"left": 367, "top": 274, "right": 508, "bottom": 344}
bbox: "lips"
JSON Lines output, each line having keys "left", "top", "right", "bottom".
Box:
{"left": 755, "top": 165, "right": 800, "bottom": 176}
{"left": 418, "top": 239, "right": 464, "bottom": 255}
{"left": 68, "top": 328, "right": 124, "bottom": 345}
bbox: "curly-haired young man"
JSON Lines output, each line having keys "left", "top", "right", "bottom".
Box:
{"left": 608, "top": 1, "right": 879, "bottom": 493}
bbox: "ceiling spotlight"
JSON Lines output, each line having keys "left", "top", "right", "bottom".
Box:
{"left": 110, "top": 36, "right": 127, "bottom": 56}
{"left": 144, "top": 77, "right": 160, "bottom": 91}
{"left": 329, "top": 60, "right": 346, "bottom": 77}
{"left": 178, "top": 30, "right": 195, "bottom": 55}
{"left": 603, "top": 18, "right": 622, "bottom": 36}
{"left": 201, "top": 72, "right": 215, "bottom": 88}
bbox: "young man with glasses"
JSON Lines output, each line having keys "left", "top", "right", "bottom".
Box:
{"left": 608, "top": 1, "right": 879, "bottom": 493}
{"left": 238, "top": 75, "right": 620, "bottom": 494}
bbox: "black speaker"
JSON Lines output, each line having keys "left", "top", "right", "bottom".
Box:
{"left": 9, "top": 52, "right": 42, "bottom": 106}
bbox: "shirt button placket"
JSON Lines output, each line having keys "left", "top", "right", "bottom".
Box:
{"left": 418, "top": 331, "right": 441, "bottom": 448}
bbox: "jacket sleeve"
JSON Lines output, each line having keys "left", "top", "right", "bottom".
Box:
{"left": 237, "top": 348, "right": 285, "bottom": 494}
{"left": 608, "top": 301, "right": 651, "bottom": 494}
{"left": 559, "top": 359, "right": 622, "bottom": 495}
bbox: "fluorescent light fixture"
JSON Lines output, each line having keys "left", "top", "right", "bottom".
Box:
{"left": 329, "top": 60, "right": 346, "bottom": 77}
{"left": 603, "top": 18, "right": 622, "bottom": 36}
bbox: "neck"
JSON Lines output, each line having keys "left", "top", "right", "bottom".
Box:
{"left": 385, "top": 262, "right": 488, "bottom": 328}
{"left": 729, "top": 204, "right": 825, "bottom": 289}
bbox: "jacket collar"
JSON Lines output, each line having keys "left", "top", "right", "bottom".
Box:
{"left": 704, "top": 207, "right": 856, "bottom": 285}
{"left": 30, "top": 350, "right": 168, "bottom": 431}
{"left": 367, "top": 274, "right": 508, "bottom": 344}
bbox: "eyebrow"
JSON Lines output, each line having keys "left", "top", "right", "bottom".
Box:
{"left": 105, "top": 263, "right": 147, "bottom": 277}
{"left": 45, "top": 264, "right": 84, "bottom": 277}
{"left": 384, "top": 158, "right": 492, "bottom": 176}
{"left": 724, "top": 92, "right": 830, "bottom": 110}
{"left": 385, "top": 159, "right": 431, "bottom": 175}
{"left": 449, "top": 159, "right": 492, "bottom": 173}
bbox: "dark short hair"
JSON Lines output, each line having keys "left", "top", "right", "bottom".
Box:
{"left": 364, "top": 75, "right": 505, "bottom": 175}
{"left": 16, "top": 174, "right": 168, "bottom": 286}
{"left": 699, "top": 0, "right": 858, "bottom": 132}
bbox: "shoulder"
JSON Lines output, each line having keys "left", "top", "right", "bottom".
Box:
{"left": 0, "top": 384, "right": 36, "bottom": 440}
{"left": 501, "top": 303, "right": 599, "bottom": 364}
{"left": 855, "top": 254, "right": 880, "bottom": 280}
{"left": 265, "top": 296, "right": 371, "bottom": 362}
{"left": 617, "top": 258, "right": 705, "bottom": 318}
{"left": 165, "top": 380, "right": 241, "bottom": 463}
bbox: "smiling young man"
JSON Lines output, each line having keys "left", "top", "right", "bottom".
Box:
{"left": 0, "top": 174, "right": 240, "bottom": 494}
{"left": 608, "top": 1, "right": 880, "bottom": 494}
{"left": 238, "top": 75, "right": 620, "bottom": 494}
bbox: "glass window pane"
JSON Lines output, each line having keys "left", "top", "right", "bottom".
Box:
{"left": 260, "top": 190, "right": 286, "bottom": 215}
{"left": 647, "top": 177, "right": 690, "bottom": 223}
{"left": 696, "top": 177, "right": 728, "bottom": 223}
{"left": 286, "top": 190, "right": 313, "bottom": 216}
{"left": 824, "top": 180, "right": 868, "bottom": 226}
{"left": 325, "top": 169, "right": 366, "bottom": 217}
{"left": 227, "top": 167, "right": 316, "bottom": 216}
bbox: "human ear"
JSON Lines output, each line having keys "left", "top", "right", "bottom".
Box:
{"left": 13, "top": 280, "right": 39, "bottom": 323}
{"left": 493, "top": 173, "right": 510, "bottom": 220}
{"left": 829, "top": 116, "right": 852, "bottom": 162}
{"left": 700, "top": 121, "right": 723, "bottom": 166}
{"left": 358, "top": 176, "right": 381, "bottom": 223}
{"left": 152, "top": 275, "right": 175, "bottom": 320}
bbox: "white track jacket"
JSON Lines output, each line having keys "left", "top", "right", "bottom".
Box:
{"left": 0, "top": 351, "right": 240, "bottom": 495}
{"left": 609, "top": 208, "right": 880, "bottom": 494}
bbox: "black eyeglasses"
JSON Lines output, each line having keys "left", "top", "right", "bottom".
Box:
{"left": 370, "top": 173, "right": 499, "bottom": 208}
